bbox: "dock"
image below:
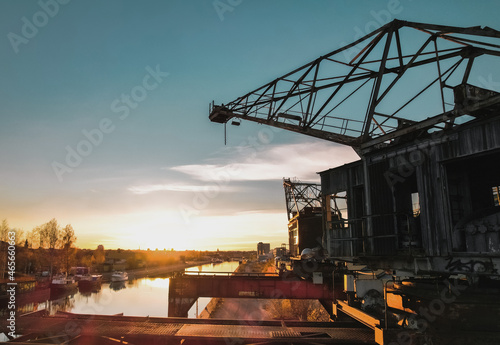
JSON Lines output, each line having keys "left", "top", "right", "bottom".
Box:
{"left": 1, "top": 311, "right": 376, "bottom": 344}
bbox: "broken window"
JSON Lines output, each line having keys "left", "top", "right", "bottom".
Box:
{"left": 493, "top": 186, "right": 500, "bottom": 207}
{"left": 411, "top": 192, "right": 420, "bottom": 217}
{"left": 329, "top": 191, "right": 348, "bottom": 227}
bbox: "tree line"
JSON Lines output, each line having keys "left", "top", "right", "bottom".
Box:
{"left": 1, "top": 218, "right": 78, "bottom": 278}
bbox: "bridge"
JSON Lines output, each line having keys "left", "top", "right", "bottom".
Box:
{"left": 168, "top": 271, "right": 338, "bottom": 317}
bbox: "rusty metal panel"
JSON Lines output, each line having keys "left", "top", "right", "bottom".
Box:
{"left": 169, "top": 275, "right": 334, "bottom": 300}
{"left": 319, "top": 161, "right": 363, "bottom": 195}
{"left": 368, "top": 160, "right": 397, "bottom": 256}
{"left": 439, "top": 117, "right": 500, "bottom": 161}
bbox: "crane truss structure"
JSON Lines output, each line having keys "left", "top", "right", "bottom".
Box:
{"left": 209, "top": 20, "right": 500, "bottom": 154}
{"left": 283, "top": 178, "right": 322, "bottom": 221}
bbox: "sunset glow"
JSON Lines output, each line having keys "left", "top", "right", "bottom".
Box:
{"left": 2, "top": 0, "right": 497, "bottom": 251}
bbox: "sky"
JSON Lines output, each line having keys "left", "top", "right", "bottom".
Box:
{"left": 1, "top": 0, "right": 500, "bottom": 251}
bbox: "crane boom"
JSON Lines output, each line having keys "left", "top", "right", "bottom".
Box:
{"left": 209, "top": 19, "right": 500, "bottom": 154}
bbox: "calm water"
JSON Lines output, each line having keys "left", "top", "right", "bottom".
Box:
{"left": 18, "top": 261, "right": 240, "bottom": 318}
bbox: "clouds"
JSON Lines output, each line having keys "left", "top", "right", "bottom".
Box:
{"left": 121, "top": 139, "right": 357, "bottom": 250}
{"left": 169, "top": 140, "right": 358, "bottom": 183}
{"left": 128, "top": 183, "right": 221, "bottom": 194}
{"left": 126, "top": 140, "right": 357, "bottom": 201}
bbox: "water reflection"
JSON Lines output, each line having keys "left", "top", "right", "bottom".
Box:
{"left": 78, "top": 283, "right": 102, "bottom": 297}
{"left": 185, "top": 261, "right": 240, "bottom": 317}
{"left": 186, "top": 261, "right": 240, "bottom": 274}
{"left": 4, "top": 261, "right": 240, "bottom": 318}
{"left": 49, "top": 294, "right": 76, "bottom": 315}
{"left": 109, "top": 281, "right": 127, "bottom": 291}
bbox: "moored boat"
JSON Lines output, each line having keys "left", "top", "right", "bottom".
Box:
{"left": 50, "top": 275, "right": 77, "bottom": 297}
{"left": 70, "top": 267, "right": 90, "bottom": 281}
{"left": 111, "top": 271, "right": 128, "bottom": 282}
{"left": 1, "top": 277, "right": 51, "bottom": 307}
{"left": 77, "top": 274, "right": 102, "bottom": 289}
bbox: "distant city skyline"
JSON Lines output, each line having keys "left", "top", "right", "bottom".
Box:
{"left": 1, "top": 0, "right": 500, "bottom": 250}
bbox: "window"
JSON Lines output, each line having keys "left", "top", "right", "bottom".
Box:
{"left": 493, "top": 186, "right": 500, "bottom": 207}
{"left": 329, "top": 191, "right": 348, "bottom": 227}
{"left": 411, "top": 192, "right": 420, "bottom": 217}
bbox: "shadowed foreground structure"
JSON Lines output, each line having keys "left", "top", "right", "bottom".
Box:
{"left": 1, "top": 311, "right": 376, "bottom": 345}
{"left": 208, "top": 19, "right": 500, "bottom": 344}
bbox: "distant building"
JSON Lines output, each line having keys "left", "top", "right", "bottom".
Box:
{"left": 103, "top": 250, "right": 129, "bottom": 272}
{"left": 273, "top": 246, "right": 287, "bottom": 258}
{"left": 257, "top": 242, "right": 270, "bottom": 256}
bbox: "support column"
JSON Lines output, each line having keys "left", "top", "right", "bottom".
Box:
{"left": 168, "top": 296, "right": 197, "bottom": 317}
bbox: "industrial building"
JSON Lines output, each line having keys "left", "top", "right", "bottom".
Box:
{"left": 257, "top": 242, "right": 271, "bottom": 256}
{"left": 208, "top": 20, "right": 500, "bottom": 344}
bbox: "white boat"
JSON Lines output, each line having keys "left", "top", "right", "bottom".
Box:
{"left": 50, "top": 275, "right": 77, "bottom": 295}
{"left": 111, "top": 271, "right": 128, "bottom": 282}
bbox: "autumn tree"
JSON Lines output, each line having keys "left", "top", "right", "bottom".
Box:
{"left": 94, "top": 245, "right": 105, "bottom": 272}
{"left": 40, "top": 219, "right": 60, "bottom": 250}
{"left": 61, "top": 224, "right": 77, "bottom": 273}
{"left": 0, "top": 221, "right": 30, "bottom": 276}
{"left": 40, "top": 218, "right": 61, "bottom": 275}
{"left": 0, "top": 219, "right": 8, "bottom": 242}
{"left": 0, "top": 219, "right": 8, "bottom": 279}
{"left": 10, "top": 228, "right": 25, "bottom": 246}
{"left": 27, "top": 226, "right": 42, "bottom": 249}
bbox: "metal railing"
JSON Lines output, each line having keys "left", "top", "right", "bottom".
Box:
{"left": 327, "top": 212, "right": 420, "bottom": 257}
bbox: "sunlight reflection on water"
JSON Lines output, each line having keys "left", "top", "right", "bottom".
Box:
{"left": 39, "top": 261, "right": 240, "bottom": 318}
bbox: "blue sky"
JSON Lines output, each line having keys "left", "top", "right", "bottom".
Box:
{"left": 1, "top": 0, "right": 500, "bottom": 250}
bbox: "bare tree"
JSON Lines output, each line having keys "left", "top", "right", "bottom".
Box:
{"left": 0, "top": 219, "right": 8, "bottom": 279}
{"left": 11, "top": 228, "right": 25, "bottom": 246}
{"left": 40, "top": 218, "right": 61, "bottom": 275}
{"left": 27, "top": 226, "right": 42, "bottom": 249}
{"left": 93, "top": 245, "right": 105, "bottom": 272}
{"left": 61, "top": 224, "right": 77, "bottom": 273}
{"left": 40, "top": 218, "right": 60, "bottom": 250}
{"left": 0, "top": 219, "right": 8, "bottom": 242}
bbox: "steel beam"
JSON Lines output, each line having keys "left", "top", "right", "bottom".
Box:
{"left": 209, "top": 20, "right": 500, "bottom": 154}
{"left": 168, "top": 274, "right": 334, "bottom": 317}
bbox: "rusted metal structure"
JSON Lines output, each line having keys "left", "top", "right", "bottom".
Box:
{"left": 209, "top": 20, "right": 500, "bottom": 344}
{"left": 319, "top": 116, "right": 500, "bottom": 275}
{"left": 168, "top": 271, "right": 335, "bottom": 317}
{"left": 283, "top": 178, "right": 323, "bottom": 256}
{"left": 210, "top": 20, "right": 500, "bottom": 155}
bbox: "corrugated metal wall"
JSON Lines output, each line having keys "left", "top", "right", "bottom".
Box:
{"left": 320, "top": 116, "right": 500, "bottom": 260}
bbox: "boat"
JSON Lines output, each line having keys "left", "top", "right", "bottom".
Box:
{"left": 111, "top": 271, "right": 128, "bottom": 282}
{"left": 1, "top": 278, "right": 51, "bottom": 307}
{"left": 77, "top": 274, "right": 102, "bottom": 290}
{"left": 50, "top": 275, "right": 77, "bottom": 297}
{"left": 70, "top": 267, "right": 90, "bottom": 281}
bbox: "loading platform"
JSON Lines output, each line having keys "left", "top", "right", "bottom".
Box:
{"left": 1, "top": 310, "right": 376, "bottom": 345}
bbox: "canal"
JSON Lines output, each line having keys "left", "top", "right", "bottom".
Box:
{"left": 13, "top": 261, "right": 240, "bottom": 319}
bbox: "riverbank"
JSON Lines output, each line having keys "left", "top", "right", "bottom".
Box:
{"left": 101, "top": 260, "right": 211, "bottom": 282}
